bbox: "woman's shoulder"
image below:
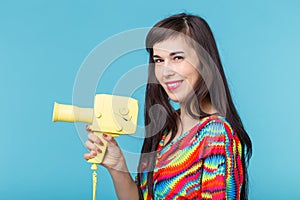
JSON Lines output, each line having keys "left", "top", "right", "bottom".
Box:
{"left": 196, "top": 115, "right": 241, "bottom": 158}
{"left": 198, "top": 114, "right": 234, "bottom": 137}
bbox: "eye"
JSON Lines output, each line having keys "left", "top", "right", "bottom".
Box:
{"left": 173, "top": 56, "right": 184, "bottom": 62}
{"left": 153, "top": 59, "right": 164, "bottom": 63}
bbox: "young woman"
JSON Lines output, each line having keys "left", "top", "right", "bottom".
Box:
{"left": 84, "top": 13, "right": 252, "bottom": 200}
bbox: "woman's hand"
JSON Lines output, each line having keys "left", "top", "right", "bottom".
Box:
{"left": 84, "top": 125, "right": 139, "bottom": 200}
{"left": 83, "top": 125, "right": 127, "bottom": 172}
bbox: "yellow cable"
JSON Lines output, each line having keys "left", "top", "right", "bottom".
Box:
{"left": 91, "top": 163, "right": 98, "bottom": 200}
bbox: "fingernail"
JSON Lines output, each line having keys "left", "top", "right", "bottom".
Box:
{"left": 97, "top": 148, "right": 102, "bottom": 153}
{"left": 103, "top": 134, "right": 108, "bottom": 138}
{"left": 99, "top": 140, "right": 104, "bottom": 146}
{"left": 92, "top": 151, "right": 97, "bottom": 156}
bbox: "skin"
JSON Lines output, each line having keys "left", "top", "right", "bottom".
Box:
{"left": 153, "top": 36, "right": 217, "bottom": 143}
{"left": 84, "top": 126, "right": 138, "bottom": 200}
{"left": 153, "top": 36, "right": 200, "bottom": 143}
{"left": 83, "top": 35, "right": 217, "bottom": 200}
{"left": 153, "top": 36, "right": 200, "bottom": 104}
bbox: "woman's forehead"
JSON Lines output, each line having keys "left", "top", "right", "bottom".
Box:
{"left": 153, "top": 37, "right": 196, "bottom": 58}
{"left": 153, "top": 36, "right": 193, "bottom": 54}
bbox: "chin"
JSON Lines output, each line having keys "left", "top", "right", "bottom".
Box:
{"left": 170, "top": 98, "right": 180, "bottom": 102}
{"left": 168, "top": 94, "right": 183, "bottom": 103}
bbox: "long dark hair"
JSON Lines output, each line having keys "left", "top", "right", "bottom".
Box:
{"left": 137, "top": 13, "right": 252, "bottom": 199}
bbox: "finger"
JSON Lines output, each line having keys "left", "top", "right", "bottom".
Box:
{"left": 83, "top": 153, "right": 92, "bottom": 160}
{"left": 85, "top": 140, "right": 102, "bottom": 153}
{"left": 87, "top": 132, "right": 102, "bottom": 144}
{"left": 102, "top": 133, "right": 118, "bottom": 146}
{"left": 86, "top": 125, "right": 92, "bottom": 131}
{"left": 83, "top": 151, "right": 97, "bottom": 160}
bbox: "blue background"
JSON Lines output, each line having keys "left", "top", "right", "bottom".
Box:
{"left": 1, "top": 0, "right": 300, "bottom": 199}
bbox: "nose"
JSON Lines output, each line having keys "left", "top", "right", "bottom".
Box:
{"left": 162, "top": 61, "right": 175, "bottom": 77}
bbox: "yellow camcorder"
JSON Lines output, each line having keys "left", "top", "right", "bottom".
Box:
{"left": 52, "top": 94, "right": 139, "bottom": 164}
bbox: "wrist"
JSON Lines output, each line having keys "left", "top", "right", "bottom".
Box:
{"left": 107, "top": 156, "right": 129, "bottom": 174}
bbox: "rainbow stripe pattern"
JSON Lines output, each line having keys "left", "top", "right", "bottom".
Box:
{"left": 140, "top": 115, "right": 243, "bottom": 199}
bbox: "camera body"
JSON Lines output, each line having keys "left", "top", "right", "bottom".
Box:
{"left": 52, "top": 94, "right": 139, "bottom": 163}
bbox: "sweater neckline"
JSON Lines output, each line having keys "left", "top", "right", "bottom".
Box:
{"left": 158, "top": 115, "right": 221, "bottom": 151}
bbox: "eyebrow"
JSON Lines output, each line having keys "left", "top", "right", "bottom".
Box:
{"left": 153, "top": 51, "right": 185, "bottom": 58}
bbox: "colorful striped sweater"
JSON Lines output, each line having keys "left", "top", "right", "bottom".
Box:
{"left": 139, "top": 115, "right": 243, "bottom": 200}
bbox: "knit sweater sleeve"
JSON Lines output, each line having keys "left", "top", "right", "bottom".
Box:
{"left": 199, "top": 119, "right": 243, "bottom": 200}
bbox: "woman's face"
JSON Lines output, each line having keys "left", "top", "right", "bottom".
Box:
{"left": 153, "top": 36, "right": 200, "bottom": 103}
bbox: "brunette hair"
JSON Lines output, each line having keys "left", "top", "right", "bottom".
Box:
{"left": 137, "top": 13, "right": 252, "bottom": 199}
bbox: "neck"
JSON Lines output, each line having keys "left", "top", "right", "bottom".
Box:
{"left": 178, "top": 104, "right": 199, "bottom": 134}
{"left": 178, "top": 98, "right": 217, "bottom": 133}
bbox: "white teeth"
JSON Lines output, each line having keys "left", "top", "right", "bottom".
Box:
{"left": 168, "top": 82, "right": 179, "bottom": 87}
{"left": 167, "top": 81, "right": 181, "bottom": 87}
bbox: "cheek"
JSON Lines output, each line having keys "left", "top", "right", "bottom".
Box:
{"left": 154, "top": 67, "right": 162, "bottom": 82}
{"left": 177, "top": 64, "right": 197, "bottom": 78}
{"left": 182, "top": 67, "right": 200, "bottom": 85}
{"left": 190, "top": 71, "right": 200, "bottom": 84}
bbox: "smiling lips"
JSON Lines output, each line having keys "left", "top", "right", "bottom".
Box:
{"left": 165, "top": 80, "right": 183, "bottom": 91}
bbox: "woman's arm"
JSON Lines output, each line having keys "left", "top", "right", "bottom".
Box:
{"left": 108, "top": 163, "right": 140, "bottom": 200}
{"left": 84, "top": 126, "right": 140, "bottom": 200}
{"left": 199, "top": 120, "right": 243, "bottom": 200}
